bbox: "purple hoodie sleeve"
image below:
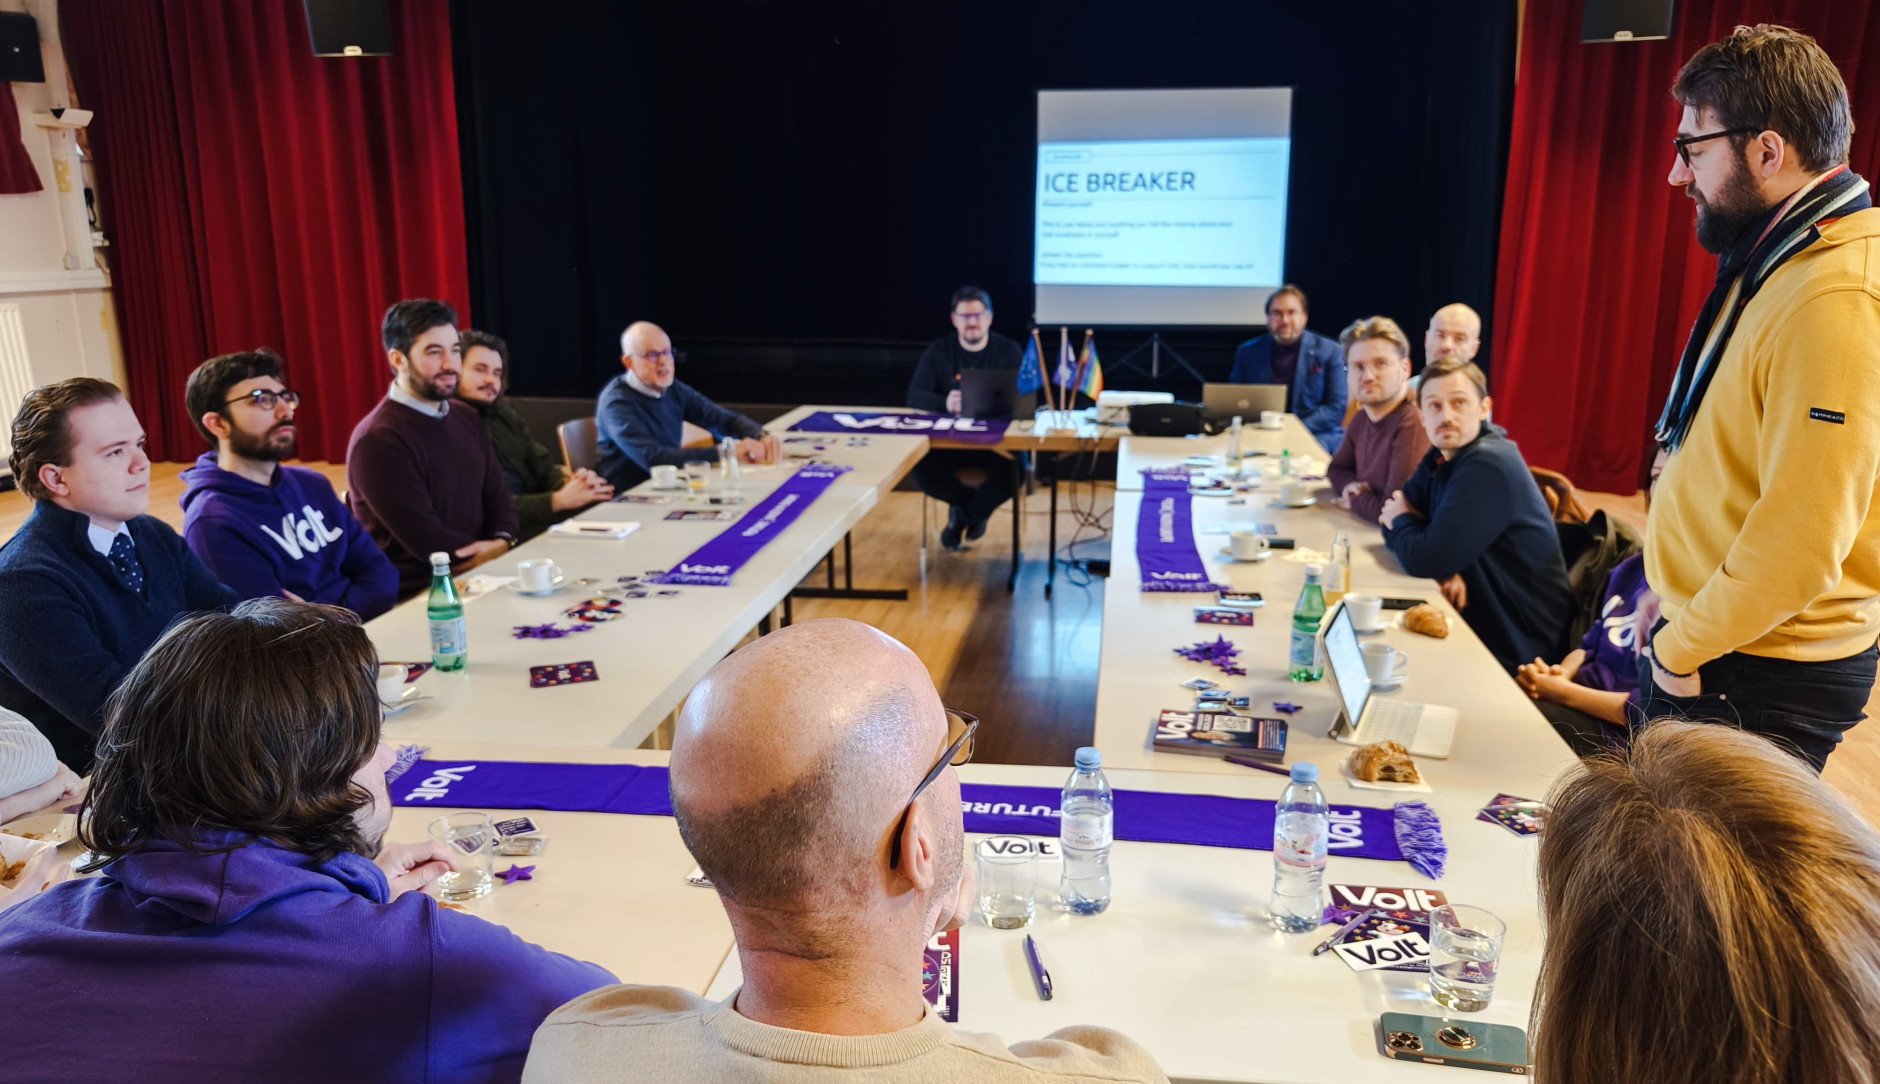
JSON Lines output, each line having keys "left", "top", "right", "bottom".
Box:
{"left": 426, "top": 905, "right": 617, "bottom": 1082}
{"left": 185, "top": 509, "right": 291, "bottom": 603}
{"left": 332, "top": 502, "right": 401, "bottom": 620}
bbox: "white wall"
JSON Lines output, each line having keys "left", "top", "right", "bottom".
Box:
{"left": 0, "top": 0, "right": 127, "bottom": 473}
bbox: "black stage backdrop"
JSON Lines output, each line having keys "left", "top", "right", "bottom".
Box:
{"left": 452, "top": 0, "right": 1515, "bottom": 407}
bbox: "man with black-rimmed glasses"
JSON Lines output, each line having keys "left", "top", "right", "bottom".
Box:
{"left": 181, "top": 349, "right": 399, "bottom": 619}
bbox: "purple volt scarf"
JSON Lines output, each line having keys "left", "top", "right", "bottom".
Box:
{"left": 389, "top": 758, "right": 1406, "bottom": 863}
{"left": 788, "top": 411, "right": 1009, "bottom": 445}
{"left": 1137, "top": 471, "right": 1213, "bottom": 592}
{"left": 655, "top": 465, "right": 849, "bottom": 586}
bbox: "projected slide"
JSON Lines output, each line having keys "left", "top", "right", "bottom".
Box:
{"left": 1033, "top": 87, "right": 1293, "bottom": 327}
{"left": 1035, "top": 138, "right": 1289, "bottom": 288}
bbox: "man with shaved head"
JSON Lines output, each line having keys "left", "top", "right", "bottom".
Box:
{"left": 524, "top": 619, "right": 1168, "bottom": 1083}
{"left": 1424, "top": 303, "right": 1482, "bottom": 366}
{"left": 593, "top": 321, "right": 780, "bottom": 491}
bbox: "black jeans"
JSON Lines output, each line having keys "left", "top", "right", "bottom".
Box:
{"left": 1636, "top": 638, "right": 1878, "bottom": 772}
{"left": 910, "top": 449, "right": 1014, "bottom": 525}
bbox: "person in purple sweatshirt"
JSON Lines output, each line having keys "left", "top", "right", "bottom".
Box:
{"left": 0, "top": 598, "right": 616, "bottom": 1083}
{"left": 180, "top": 349, "right": 399, "bottom": 620}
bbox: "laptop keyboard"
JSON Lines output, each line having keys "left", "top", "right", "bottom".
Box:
{"left": 1357, "top": 698, "right": 1423, "bottom": 745}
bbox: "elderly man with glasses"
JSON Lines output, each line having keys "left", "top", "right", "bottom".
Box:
{"left": 523, "top": 618, "right": 1169, "bottom": 1083}
{"left": 594, "top": 320, "right": 779, "bottom": 491}
{"left": 181, "top": 349, "right": 399, "bottom": 619}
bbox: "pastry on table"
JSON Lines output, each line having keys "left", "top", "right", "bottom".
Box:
{"left": 1402, "top": 603, "right": 1449, "bottom": 639}
{"left": 1348, "top": 741, "right": 1421, "bottom": 784}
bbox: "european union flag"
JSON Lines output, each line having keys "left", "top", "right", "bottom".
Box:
{"left": 1016, "top": 332, "right": 1044, "bottom": 394}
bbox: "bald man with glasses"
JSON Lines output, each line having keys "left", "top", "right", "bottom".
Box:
{"left": 594, "top": 321, "right": 780, "bottom": 491}
{"left": 524, "top": 619, "right": 1169, "bottom": 1083}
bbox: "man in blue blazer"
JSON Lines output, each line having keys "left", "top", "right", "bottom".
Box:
{"left": 1228, "top": 284, "right": 1348, "bottom": 453}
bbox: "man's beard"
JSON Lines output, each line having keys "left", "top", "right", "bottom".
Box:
{"left": 230, "top": 423, "right": 295, "bottom": 461}
{"left": 411, "top": 371, "right": 458, "bottom": 401}
{"left": 1691, "top": 154, "right": 1769, "bottom": 255}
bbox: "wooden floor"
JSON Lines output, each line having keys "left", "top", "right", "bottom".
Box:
{"left": 3, "top": 463, "right": 1876, "bottom": 822}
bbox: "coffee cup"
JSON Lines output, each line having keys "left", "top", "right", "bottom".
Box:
{"left": 517, "top": 558, "right": 561, "bottom": 593}
{"left": 650, "top": 464, "right": 681, "bottom": 488}
{"left": 1279, "top": 481, "right": 1306, "bottom": 505}
{"left": 1346, "top": 594, "right": 1384, "bottom": 630}
{"left": 377, "top": 664, "right": 410, "bottom": 705}
{"left": 1260, "top": 410, "right": 1283, "bottom": 430}
{"left": 1361, "top": 642, "right": 1408, "bottom": 684}
{"left": 1229, "top": 530, "right": 1270, "bottom": 561}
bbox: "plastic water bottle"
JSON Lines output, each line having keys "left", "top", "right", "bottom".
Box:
{"left": 427, "top": 552, "right": 467, "bottom": 672}
{"left": 1227, "top": 415, "right": 1244, "bottom": 478}
{"left": 1326, "top": 532, "right": 1351, "bottom": 605}
{"left": 717, "top": 436, "right": 742, "bottom": 498}
{"left": 1060, "top": 746, "right": 1114, "bottom": 914}
{"left": 1271, "top": 762, "right": 1329, "bottom": 932}
{"left": 1288, "top": 564, "right": 1327, "bottom": 681}
{"left": 1279, "top": 448, "right": 1292, "bottom": 478}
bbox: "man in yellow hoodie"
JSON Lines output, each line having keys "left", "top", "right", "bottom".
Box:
{"left": 1642, "top": 25, "right": 1880, "bottom": 771}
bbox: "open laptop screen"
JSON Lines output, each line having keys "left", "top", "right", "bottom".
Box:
{"left": 1323, "top": 604, "right": 1372, "bottom": 729}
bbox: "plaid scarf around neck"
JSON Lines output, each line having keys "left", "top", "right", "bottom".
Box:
{"left": 1656, "top": 166, "right": 1872, "bottom": 451}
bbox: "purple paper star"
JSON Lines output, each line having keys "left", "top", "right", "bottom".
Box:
{"left": 1273, "top": 701, "right": 1303, "bottom": 714}
{"left": 499, "top": 864, "right": 536, "bottom": 885}
{"left": 1174, "top": 635, "right": 1246, "bottom": 677}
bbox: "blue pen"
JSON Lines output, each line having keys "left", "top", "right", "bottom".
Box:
{"left": 1023, "top": 934, "right": 1054, "bottom": 1001}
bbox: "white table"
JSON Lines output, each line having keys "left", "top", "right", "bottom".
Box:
{"left": 1116, "top": 421, "right": 1325, "bottom": 488}
{"left": 367, "top": 470, "right": 888, "bottom": 750}
{"left": 705, "top": 761, "right": 1545, "bottom": 1084}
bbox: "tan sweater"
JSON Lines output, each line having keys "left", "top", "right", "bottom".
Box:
{"left": 522, "top": 985, "right": 1170, "bottom": 1083}
{"left": 1646, "top": 207, "right": 1880, "bottom": 673}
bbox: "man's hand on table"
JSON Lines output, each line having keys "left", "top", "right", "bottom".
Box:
{"left": 376, "top": 839, "right": 461, "bottom": 901}
{"left": 946, "top": 389, "right": 963, "bottom": 416}
{"left": 736, "top": 434, "right": 783, "bottom": 465}
{"left": 1378, "top": 489, "right": 1418, "bottom": 527}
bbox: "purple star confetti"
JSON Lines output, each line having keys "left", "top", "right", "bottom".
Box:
{"left": 1174, "top": 635, "right": 1247, "bottom": 676}
{"left": 499, "top": 864, "right": 536, "bottom": 885}
{"left": 1272, "top": 701, "right": 1303, "bottom": 714}
{"left": 512, "top": 623, "right": 597, "bottom": 640}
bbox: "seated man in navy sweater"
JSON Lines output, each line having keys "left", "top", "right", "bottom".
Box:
{"left": 180, "top": 349, "right": 399, "bottom": 620}
{"left": 1229, "top": 284, "right": 1349, "bottom": 454}
{"left": 1380, "top": 359, "right": 1572, "bottom": 673}
{"left": 595, "top": 321, "right": 780, "bottom": 491}
{"left": 0, "top": 379, "right": 239, "bottom": 769}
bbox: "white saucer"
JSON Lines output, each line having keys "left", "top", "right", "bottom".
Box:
{"left": 1351, "top": 621, "right": 1390, "bottom": 635}
{"left": 1367, "top": 677, "right": 1406, "bottom": 692}
{"left": 1257, "top": 422, "right": 1284, "bottom": 431}
{"left": 1218, "top": 546, "right": 1273, "bottom": 562}
{"left": 649, "top": 483, "right": 689, "bottom": 492}
{"left": 381, "top": 686, "right": 432, "bottom": 715}
{"left": 1275, "top": 497, "right": 1316, "bottom": 509}
{"left": 510, "top": 576, "right": 570, "bottom": 597}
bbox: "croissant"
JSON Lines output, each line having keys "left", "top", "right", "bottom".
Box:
{"left": 1349, "top": 741, "right": 1421, "bottom": 784}
{"left": 1402, "top": 603, "right": 1449, "bottom": 639}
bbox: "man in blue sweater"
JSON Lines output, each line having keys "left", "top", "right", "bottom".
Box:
{"left": 180, "top": 349, "right": 399, "bottom": 619}
{"left": 595, "top": 321, "right": 780, "bottom": 491}
{"left": 0, "top": 598, "right": 616, "bottom": 1082}
{"left": 0, "top": 379, "right": 239, "bottom": 769}
{"left": 1380, "top": 359, "right": 1572, "bottom": 673}
{"left": 1228, "top": 285, "right": 1349, "bottom": 453}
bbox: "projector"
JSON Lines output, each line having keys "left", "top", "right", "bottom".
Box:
{"left": 1096, "top": 390, "right": 1175, "bottom": 425}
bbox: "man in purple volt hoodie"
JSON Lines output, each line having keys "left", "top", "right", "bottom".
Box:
{"left": 0, "top": 599, "right": 615, "bottom": 1083}
{"left": 180, "top": 349, "right": 400, "bottom": 619}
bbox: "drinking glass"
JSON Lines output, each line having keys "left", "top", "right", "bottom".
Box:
{"left": 684, "top": 460, "right": 711, "bottom": 494}
{"left": 1428, "top": 904, "right": 1506, "bottom": 1011}
{"left": 427, "top": 811, "right": 495, "bottom": 901}
{"left": 975, "top": 837, "right": 1037, "bottom": 929}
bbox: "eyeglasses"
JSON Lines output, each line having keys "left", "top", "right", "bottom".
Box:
{"left": 952, "top": 310, "right": 990, "bottom": 322}
{"left": 1673, "top": 127, "right": 1759, "bottom": 169}
{"left": 888, "top": 708, "right": 979, "bottom": 867}
{"left": 224, "top": 388, "right": 300, "bottom": 411}
{"left": 629, "top": 349, "right": 677, "bottom": 363}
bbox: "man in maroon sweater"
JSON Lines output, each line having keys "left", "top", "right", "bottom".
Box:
{"left": 346, "top": 299, "right": 520, "bottom": 598}
{"left": 1327, "top": 316, "right": 1429, "bottom": 524}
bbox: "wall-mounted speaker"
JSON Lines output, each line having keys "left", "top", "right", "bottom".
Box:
{"left": 0, "top": 12, "right": 45, "bottom": 83}
{"left": 1583, "top": 0, "right": 1676, "bottom": 43}
{"left": 304, "top": 0, "right": 392, "bottom": 58}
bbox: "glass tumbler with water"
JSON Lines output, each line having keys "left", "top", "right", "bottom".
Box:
{"left": 1429, "top": 904, "right": 1506, "bottom": 1011}
{"left": 975, "top": 837, "right": 1037, "bottom": 929}
{"left": 427, "top": 811, "right": 495, "bottom": 902}
{"left": 684, "top": 459, "right": 712, "bottom": 495}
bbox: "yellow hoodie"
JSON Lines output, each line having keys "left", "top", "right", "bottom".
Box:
{"left": 1647, "top": 206, "right": 1880, "bottom": 675}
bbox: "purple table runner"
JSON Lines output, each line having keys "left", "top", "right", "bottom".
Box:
{"left": 390, "top": 758, "right": 1405, "bottom": 863}
{"left": 788, "top": 411, "right": 1009, "bottom": 445}
{"left": 654, "top": 465, "right": 849, "bottom": 586}
{"left": 1138, "top": 470, "right": 1214, "bottom": 592}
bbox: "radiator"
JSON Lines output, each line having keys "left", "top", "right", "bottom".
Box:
{"left": 0, "top": 303, "right": 34, "bottom": 470}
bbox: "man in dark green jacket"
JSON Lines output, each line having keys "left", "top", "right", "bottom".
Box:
{"left": 458, "top": 331, "right": 613, "bottom": 538}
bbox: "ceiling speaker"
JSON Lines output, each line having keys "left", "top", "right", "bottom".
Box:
{"left": 304, "top": 0, "right": 392, "bottom": 58}
{"left": 1583, "top": 0, "right": 1676, "bottom": 43}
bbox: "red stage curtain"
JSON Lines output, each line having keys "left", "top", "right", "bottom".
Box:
{"left": 1492, "top": 0, "right": 1880, "bottom": 494}
{"left": 61, "top": 0, "right": 469, "bottom": 463}
{"left": 0, "top": 82, "right": 43, "bottom": 194}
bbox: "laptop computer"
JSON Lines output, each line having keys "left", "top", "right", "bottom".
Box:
{"left": 1319, "top": 601, "right": 1458, "bottom": 758}
{"left": 960, "top": 369, "right": 1031, "bottom": 420}
{"left": 1202, "top": 383, "right": 1287, "bottom": 424}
